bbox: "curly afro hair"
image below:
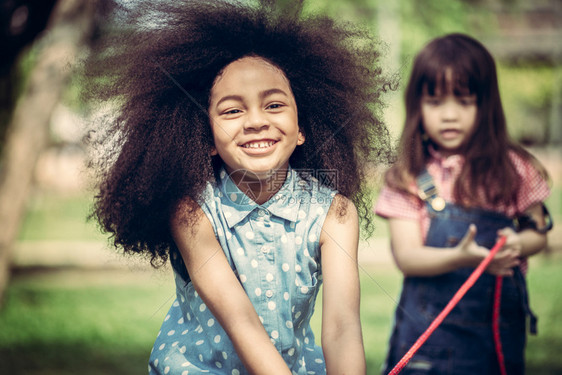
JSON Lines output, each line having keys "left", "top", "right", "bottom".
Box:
{"left": 85, "top": 0, "right": 393, "bottom": 266}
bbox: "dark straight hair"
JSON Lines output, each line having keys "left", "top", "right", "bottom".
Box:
{"left": 386, "top": 33, "right": 547, "bottom": 208}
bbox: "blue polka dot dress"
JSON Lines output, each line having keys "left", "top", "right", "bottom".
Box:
{"left": 148, "top": 166, "right": 336, "bottom": 374}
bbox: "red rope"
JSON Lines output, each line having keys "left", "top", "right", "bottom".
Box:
{"left": 493, "top": 276, "right": 508, "bottom": 375}
{"left": 388, "top": 236, "right": 507, "bottom": 375}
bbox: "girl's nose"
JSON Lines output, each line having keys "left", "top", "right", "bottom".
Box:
{"left": 244, "top": 109, "right": 269, "bottom": 131}
{"left": 441, "top": 101, "right": 459, "bottom": 121}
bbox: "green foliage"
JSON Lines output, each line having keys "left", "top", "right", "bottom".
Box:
{"left": 302, "top": 0, "right": 377, "bottom": 23}
{"left": 400, "top": 1, "right": 473, "bottom": 60}
{"left": 498, "top": 64, "right": 557, "bottom": 144}
{"left": 258, "top": 0, "right": 305, "bottom": 19}
{"left": 302, "top": 0, "right": 560, "bottom": 146}
{"left": 18, "top": 193, "right": 104, "bottom": 241}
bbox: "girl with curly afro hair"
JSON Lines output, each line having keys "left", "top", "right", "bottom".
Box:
{"left": 85, "top": 1, "right": 392, "bottom": 373}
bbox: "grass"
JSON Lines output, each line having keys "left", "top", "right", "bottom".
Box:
{"left": 525, "top": 255, "right": 562, "bottom": 374}
{"left": 0, "top": 268, "right": 172, "bottom": 375}
{"left": 6, "top": 184, "right": 562, "bottom": 374}
{"left": 2, "top": 256, "right": 562, "bottom": 374}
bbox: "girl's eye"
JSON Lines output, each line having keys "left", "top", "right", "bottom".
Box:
{"left": 424, "top": 98, "right": 441, "bottom": 106}
{"left": 267, "top": 103, "right": 284, "bottom": 110}
{"left": 223, "top": 109, "right": 241, "bottom": 115}
{"left": 459, "top": 97, "right": 476, "bottom": 106}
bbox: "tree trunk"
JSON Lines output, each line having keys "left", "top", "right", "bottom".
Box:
{"left": 0, "top": 0, "right": 98, "bottom": 306}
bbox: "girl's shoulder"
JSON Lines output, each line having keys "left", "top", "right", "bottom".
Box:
{"left": 194, "top": 179, "right": 223, "bottom": 235}
{"left": 374, "top": 183, "right": 424, "bottom": 221}
{"left": 508, "top": 150, "right": 542, "bottom": 177}
{"left": 507, "top": 149, "right": 551, "bottom": 211}
{"left": 507, "top": 149, "right": 549, "bottom": 182}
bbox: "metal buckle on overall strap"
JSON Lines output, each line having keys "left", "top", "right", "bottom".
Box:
{"left": 416, "top": 170, "right": 446, "bottom": 211}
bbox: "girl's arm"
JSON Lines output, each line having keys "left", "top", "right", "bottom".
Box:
{"left": 498, "top": 202, "right": 548, "bottom": 258}
{"left": 171, "top": 204, "right": 291, "bottom": 375}
{"left": 388, "top": 218, "right": 520, "bottom": 277}
{"left": 320, "top": 195, "right": 366, "bottom": 375}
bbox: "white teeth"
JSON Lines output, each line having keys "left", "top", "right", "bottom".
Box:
{"left": 242, "top": 141, "right": 275, "bottom": 149}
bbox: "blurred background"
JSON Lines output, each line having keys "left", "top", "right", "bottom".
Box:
{"left": 0, "top": 0, "right": 560, "bottom": 374}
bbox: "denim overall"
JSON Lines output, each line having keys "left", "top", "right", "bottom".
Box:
{"left": 383, "top": 171, "right": 535, "bottom": 375}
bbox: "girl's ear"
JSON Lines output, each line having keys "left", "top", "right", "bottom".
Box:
{"left": 210, "top": 146, "right": 218, "bottom": 156}
{"left": 297, "top": 130, "right": 305, "bottom": 146}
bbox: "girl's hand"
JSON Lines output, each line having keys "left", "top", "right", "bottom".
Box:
{"left": 484, "top": 227, "right": 522, "bottom": 277}
{"left": 455, "top": 224, "right": 487, "bottom": 259}
{"left": 456, "top": 225, "right": 520, "bottom": 276}
{"left": 388, "top": 219, "right": 522, "bottom": 277}
{"left": 455, "top": 224, "right": 491, "bottom": 266}
{"left": 497, "top": 227, "right": 522, "bottom": 254}
{"left": 485, "top": 248, "right": 520, "bottom": 276}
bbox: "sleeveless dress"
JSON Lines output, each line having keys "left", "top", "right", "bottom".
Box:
{"left": 149, "top": 166, "right": 336, "bottom": 374}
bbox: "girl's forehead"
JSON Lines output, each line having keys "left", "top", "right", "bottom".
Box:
{"left": 212, "top": 56, "right": 291, "bottom": 90}
{"left": 421, "top": 67, "right": 473, "bottom": 96}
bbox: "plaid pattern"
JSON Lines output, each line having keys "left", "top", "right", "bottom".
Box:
{"left": 375, "top": 149, "right": 551, "bottom": 243}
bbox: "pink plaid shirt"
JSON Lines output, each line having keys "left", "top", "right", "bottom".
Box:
{"left": 375, "top": 148, "right": 551, "bottom": 243}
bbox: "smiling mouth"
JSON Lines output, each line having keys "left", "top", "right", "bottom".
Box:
{"left": 241, "top": 140, "right": 277, "bottom": 149}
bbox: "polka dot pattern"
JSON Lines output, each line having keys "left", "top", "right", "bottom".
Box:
{"left": 149, "top": 166, "right": 334, "bottom": 374}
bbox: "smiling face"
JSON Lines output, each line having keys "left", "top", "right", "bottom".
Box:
{"left": 421, "top": 70, "right": 478, "bottom": 157}
{"left": 208, "top": 56, "right": 304, "bottom": 183}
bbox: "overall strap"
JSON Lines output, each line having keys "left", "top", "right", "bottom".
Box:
{"left": 515, "top": 267, "right": 538, "bottom": 334}
{"left": 416, "top": 169, "right": 538, "bottom": 336}
{"left": 416, "top": 169, "right": 446, "bottom": 212}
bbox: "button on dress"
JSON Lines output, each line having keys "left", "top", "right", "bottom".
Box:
{"left": 149, "top": 166, "right": 336, "bottom": 374}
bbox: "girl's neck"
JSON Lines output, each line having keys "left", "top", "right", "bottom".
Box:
{"left": 429, "top": 144, "right": 465, "bottom": 160}
{"left": 229, "top": 168, "right": 288, "bottom": 205}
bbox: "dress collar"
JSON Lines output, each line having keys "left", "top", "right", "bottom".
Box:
{"left": 217, "top": 166, "right": 301, "bottom": 228}
{"left": 427, "top": 146, "right": 465, "bottom": 171}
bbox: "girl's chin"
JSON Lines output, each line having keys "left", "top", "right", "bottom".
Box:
{"left": 433, "top": 143, "right": 465, "bottom": 157}
{"left": 227, "top": 166, "right": 288, "bottom": 182}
